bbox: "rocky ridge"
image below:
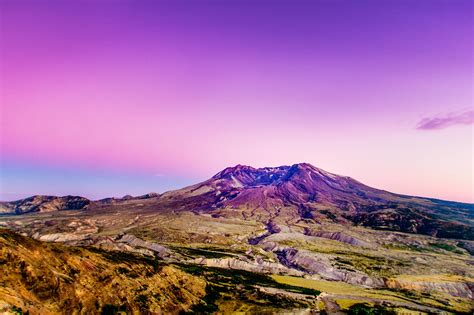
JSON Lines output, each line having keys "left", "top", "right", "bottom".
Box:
{"left": 0, "top": 195, "right": 90, "bottom": 214}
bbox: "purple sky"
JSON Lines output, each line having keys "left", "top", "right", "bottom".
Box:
{"left": 1, "top": 0, "right": 473, "bottom": 202}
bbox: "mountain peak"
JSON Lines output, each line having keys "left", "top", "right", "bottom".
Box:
{"left": 213, "top": 164, "right": 255, "bottom": 177}
{"left": 215, "top": 162, "right": 320, "bottom": 176}
{"left": 291, "top": 162, "right": 316, "bottom": 169}
{"left": 211, "top": 163, "right": 340, "bottom": 188}
{"left": 286, "top": 162, "right": 319, "bottom": 174}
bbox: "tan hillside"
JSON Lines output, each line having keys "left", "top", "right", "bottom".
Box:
{"left": 0, "top": 229, "right": 205, "bottom": 314}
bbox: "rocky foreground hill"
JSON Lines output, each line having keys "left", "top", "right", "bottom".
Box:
{"left": 0, "top": 163, "right": 473, "bottom": 314}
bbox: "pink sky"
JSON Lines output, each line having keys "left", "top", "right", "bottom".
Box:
{"left": 1, "top": 1, "right": 473, "bottom": 202}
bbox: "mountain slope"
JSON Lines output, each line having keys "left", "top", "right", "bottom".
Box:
{"left": 0, "top": 228, "right": 205, "bottom": 314}
{"left": 161, "top": 163, "right": 474, "bottom": 240}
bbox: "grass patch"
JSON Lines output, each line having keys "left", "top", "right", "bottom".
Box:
{"left": 429, "top": 242, "right": 464, "bottom": 254}
{"left": 272, "top": 275, "right": 362, "bottom": 295}
{"left": 336, "top": 298, "right": 366, "bottom": 309}
{"left": 346, "top": 303, "right": 396, "bottom": 315}
{"left": 332, "top": 254, "right": 405, "bottom": 277}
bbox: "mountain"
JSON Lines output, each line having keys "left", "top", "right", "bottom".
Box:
{"left": 161, "top": 163, "right": 474, "bottom": 240}
{"left": 2, "top": 163, "right": 473, "bottom": 240}
{"left": 0, "top": 195, "right": 90, "bottom": 215}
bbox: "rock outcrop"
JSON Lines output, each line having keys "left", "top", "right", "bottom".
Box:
{"left": 191, "top": 256, "right": 304, "bottom": 276}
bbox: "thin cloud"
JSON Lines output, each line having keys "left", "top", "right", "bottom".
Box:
{"left": 416, "top": 110, "right": 474, "bottom": 130}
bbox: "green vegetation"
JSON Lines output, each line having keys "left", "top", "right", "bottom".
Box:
{"left": 429, "top": 242, "right": 464, "bottom": 254}
{"left": 11, "top": 306, "right": 29, "bottom": 315}
{"left": 176, "top": 263, "right": 320, "bottom": 313}
{"left": 333, "top": 255, "right": 406, "bottom": 277}
{"left": 346, "top": 303, "right": 396, "bottom": 315}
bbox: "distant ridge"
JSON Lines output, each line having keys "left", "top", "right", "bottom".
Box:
{"left": 0, "top": 195, "right": 90, "bottom": 215}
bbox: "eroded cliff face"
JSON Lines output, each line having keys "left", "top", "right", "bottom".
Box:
{"left": 271, "top": 246, "right": 385, "bottom": 288}
{"left": 190, "top": 256, "right": 304, "bottom": 276}
{"left": 385, "top": 276, "right": 473, "bottom": 299}
{"left": 303, "top": 229, "right": 370, "bottom": 247}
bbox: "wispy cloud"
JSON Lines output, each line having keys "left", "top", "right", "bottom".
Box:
{"left": 416, "top": 110, "right": 474, "bottom": 130}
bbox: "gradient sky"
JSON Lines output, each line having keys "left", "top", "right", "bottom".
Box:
{"left": 1, "top": 0, "right": 473, "bottom": 202}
